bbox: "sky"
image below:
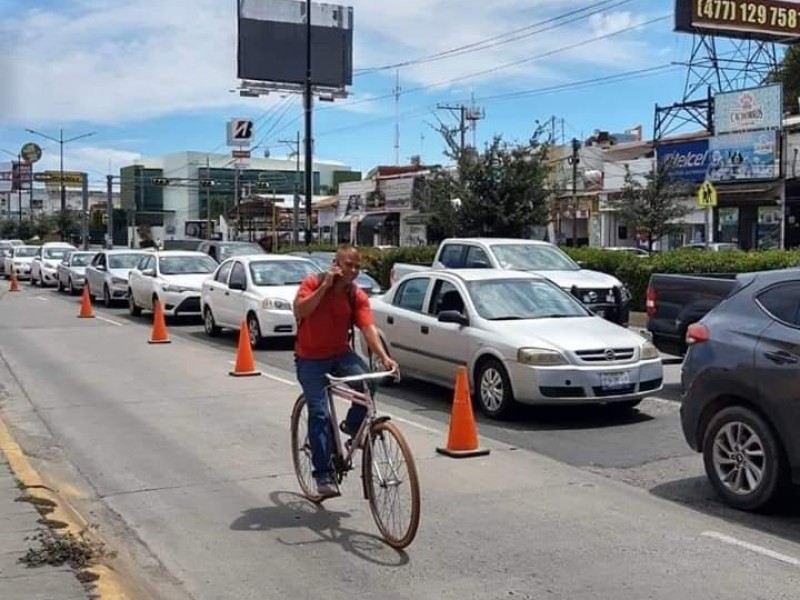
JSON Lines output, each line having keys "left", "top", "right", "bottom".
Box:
{"left": 0, "top": 0, "right": 757, "bottom": 190}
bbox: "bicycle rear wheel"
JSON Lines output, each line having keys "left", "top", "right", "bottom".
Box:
{"left": 363, "top": 420, "right": 420, "bottom": 549}
{"left": 290, "top": 395, "right": 322, "bottom": 503}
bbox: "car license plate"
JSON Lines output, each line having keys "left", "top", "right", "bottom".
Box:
{"left": 600, "top": 371, "right": 630, "bottom": 390}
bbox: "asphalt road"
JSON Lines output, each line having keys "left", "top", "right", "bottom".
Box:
{"left": 1, "top": 284, "right": 800, "bottom": 600}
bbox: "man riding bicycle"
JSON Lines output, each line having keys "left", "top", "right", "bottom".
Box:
{"left": 293, "top": 244, "right": 398, "bottom": 497}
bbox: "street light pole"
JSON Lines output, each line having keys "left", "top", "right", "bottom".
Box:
{"left": 304, "top": 0, "right": 313, "bottom": 246}
{"left": 279, "top": 133, "right": 301, "bottom": 245}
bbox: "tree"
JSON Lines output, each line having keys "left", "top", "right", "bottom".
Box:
{"left": 767, "top": 44, "right": 800, "bottom": 114}
{"left": 605, "top": 162, "right": 693, "bottom": 250}
{"left": 424, "top": 126, "right": 552, "bottom": 239}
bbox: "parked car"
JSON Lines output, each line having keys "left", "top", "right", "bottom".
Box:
{"left": 200, "top": 254, "right": 320, "bottom": 348}
{"left": 0, "top": 240, "right": 24, "bottom": 276}
{"left": 196, "top": 240, "right": 266, "bottom": 263}
{"left": 680, "top": 269, "right": 800, "bottom": 511}
{"left": 29, "top": 242, "right": 77, "bottom": 287}
{"left": 682, "top": 242, "right": 738, "bottom": 252}
{"left": 390, "top": 238, "right": 632, "bottom": 326}
{"left": 604, "top": 246, "right": 650, "bottom": 257}
{"left": 84, "top": 249, "right": 150, "bottom": 307}
{"left": 360, "top": 269, "right": 662, "bottom": 419}
{"left": 646, "top": 273, "right": 738, "bottom": 356}
{"left": 56, "top": 251, "right": 96, "bottom": 295}
{"left": 3, "top": 245, "right": 39, "bottom": 280}
{"left": 289, "top": 251, "right": 382, "bottom": 295}
{"left": 128, "top": 251, "right": 218, "bottom": 317}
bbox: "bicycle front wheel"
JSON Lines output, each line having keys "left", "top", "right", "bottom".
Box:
{"left": 290, "top": 395, "right": 322, "bottom": 503}
{"left": 363, "top": 420, "right": 421, "bottom": 549}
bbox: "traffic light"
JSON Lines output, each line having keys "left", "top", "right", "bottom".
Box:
{"left": 199, "top": 179, "right": 214, "bottom": 187}
{"left": 151, "top": 177, "right": 170, "bottom": 186}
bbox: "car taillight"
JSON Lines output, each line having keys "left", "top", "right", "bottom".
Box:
{"left": 646, "top": 284, "right": 657, "bottom": 317}
{"left": 686, "top": 323, "right": 710, "bottom": 345}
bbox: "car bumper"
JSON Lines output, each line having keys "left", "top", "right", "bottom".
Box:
{"left": 40, "top": 269, "right": 59, "bottom": 285}
{"left": 110, "top": 282, "right": 129, "bottom": 299}
{"left": 161, "top": 291, "right": 202, "bottom": 316}
{"left": 505, "top": 358, "right": 664, "bottom": 405}
{"left": 12, "top": 265, "right": 31, "bottom": 279}
{"left": 257, "top": 309, "right": 297, "bottom": 337}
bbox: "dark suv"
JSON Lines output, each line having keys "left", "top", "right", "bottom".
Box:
{"left": 680, "top": 268, "right": 800, "bottom": 511}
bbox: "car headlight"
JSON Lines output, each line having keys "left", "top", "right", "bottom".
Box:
{"left": 111, "top": 277, "right": 126, "bottom": 285}
{"left": 262, "top": 298, "right": 291, "bottom": 310}
{"left": 162, "top": 283, "right": 195, "bottom": 293}
{"left": 640, "top": 342, "right": 659, "bottom": 360}
{"left": 517, "top": 348, "right": 568, "bottom": 366}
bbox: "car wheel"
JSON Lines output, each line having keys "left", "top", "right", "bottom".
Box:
{"left": 128, "top": 291, "right": 142, "bottom": 316}
{"left": 475, "top": 358, "right": 516, "bottom": 420}
{"left": 247, "top": 313, "right": 264, "bottom": 350}
{"left": 103, "top": 285, "right": 113, "bottom": 308}
{"left": 702, "top": 406, "right": 786, "bottom": 511}
{"left": 69, "top": 278, "right": 77, "bottom": 296}
{"left": 203, "top": 307, "right": 220, "bottom": 337}
{"left": 57, "top": 278, "right": 64, "bottom": 293}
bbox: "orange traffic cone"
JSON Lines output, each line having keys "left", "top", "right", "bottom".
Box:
{"left": 229, "top": 320, "right": 260, "bottom": 377}
{"left": 148, "top": 299, "right": 171, "bottom": 344}
{"left": 8, "top": 271, "right": 20, "bottom": 292}
{"left": 77, "top": 285, "right": 94, "bottom": 318}
{"left": 436, "top": 366, "right": 490, "bottom": 458}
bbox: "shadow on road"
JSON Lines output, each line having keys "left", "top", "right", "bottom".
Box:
{"left": 230, "top": 490, "right": 410, "bottom": 566}
{"left": 650, "top": 476, "right": 800, "bottom": 546}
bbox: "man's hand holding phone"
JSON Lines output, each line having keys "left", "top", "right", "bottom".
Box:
{"left": 320, "top": 262, "right": 342, "bottom": 290}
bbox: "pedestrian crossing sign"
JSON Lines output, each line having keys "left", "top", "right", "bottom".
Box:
{"left": 697, "top": 180, "right": 717, "bottom": 208}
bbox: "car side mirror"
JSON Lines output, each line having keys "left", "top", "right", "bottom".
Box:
{"left": 438, "top": 310, "right": 469, "bottom": 326}
{"left": 229, "top": 279, "right": 246, "bottom": 291}
{"left": 142, "top": 268, "right": 155, "bottom": 277}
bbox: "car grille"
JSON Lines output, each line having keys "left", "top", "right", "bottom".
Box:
{"left": 574, "top": 288, "right": 616, "bottom": 305}
{"left": 592, "top": 384, "right": 636, "bottom": 397}
{"left": 540, "top": 386, "right": 586, "bottom": 398}
{"left": 176, "top": 297, "right": 201, "bottom": 313}
{"left": 575, "top": 348, "right": 635, "bottom": 362}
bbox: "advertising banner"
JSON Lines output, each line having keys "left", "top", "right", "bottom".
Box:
{"left": 714, "top": 83, "right": 782, "bottom": 135}
{"left": 707, "top": 131, "right": 779, "bottom": 181}
{"left": 656, "top": 139, "right": 710, "bottom": 183}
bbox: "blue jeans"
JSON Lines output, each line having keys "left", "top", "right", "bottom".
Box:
{"left": 295, "top": 351, "right": 371, "bottom": 483}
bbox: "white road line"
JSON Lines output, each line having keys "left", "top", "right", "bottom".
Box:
{"left": 34, "top": 296, "right": 48, "bottom": 301}
{"left": 386, "top": 413, "right": 441, "bottom": 434}
{"left": 703, "top": 531, "right": 800, "bottom": 567}
{"left": 261, "top": 372, "right": 298, "bottom": 386}
{"left": 95, "top": 315, "right": 124, "bottom": 327}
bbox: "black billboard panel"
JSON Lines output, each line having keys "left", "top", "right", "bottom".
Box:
{"left": 675, "top": 0, "right": 800, "bottom": 43}
{"left": 237, "top": 0, "right": 353, "bottom": 88}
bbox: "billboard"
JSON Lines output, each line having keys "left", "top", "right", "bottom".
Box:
{"left": 657, "top": 139, "right": 710, "bottom": 183}
{"left": 237, "top": 0, "right": 353, "bottom": 88}
{"left": 714, "top": 84, "right": 782, "bottom": 134}
{"left": 675, "top": 0, "right": 800, "bottom": 43}
{"left": 0, "top": 162, "right": 13, "bottom": 193}
{"left": 707, "top": 130, "right": 779, "bottom": 181}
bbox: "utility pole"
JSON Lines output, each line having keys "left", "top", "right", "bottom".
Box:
{"left": 279, "top": 132, "right": 302, "bottom": 245}
{"left": 393, "top": 69, "right": 401, "bottom": 165}
{"left": 81, "top": 173, "right": 89, "bottom": 250}
{"left": 436, "top": 103, "right": 483, "bottom": 160}
{"left": 106, "top": 174, "right": 114, "bottom": 248}
{"left": 234, "top": 161, "right": 240, "bottom": 241}
{"left": 569, "top": 138, "right": 580, "bottom": 247}
{"left": 205, "top": 156, "right": 212, "bottom": 240}
{"left": 303, "top": 0, "right": 314, "bottom": 246}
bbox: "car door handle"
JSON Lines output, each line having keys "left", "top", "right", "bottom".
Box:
{"left": 387, "top": 316, "right": 394, "bottom": 325}
{"left": 421, "top": 325, "right": 429, "bottom": 335}
{"left": 764, "top": 350, "right": 798, "bottom": 365}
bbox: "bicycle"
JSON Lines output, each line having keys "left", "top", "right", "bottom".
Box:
{"left": 290, "top": 369, "right": 421, "bottom": 549}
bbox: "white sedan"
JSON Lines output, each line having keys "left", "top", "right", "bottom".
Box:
{"left": 84, "top": 249, "right": 150, "bottom": 307}
{"left": 30, "top": 242, "right": 77, "bottom": 286}
{"left": 128, "top": 251, "right": 218, "bottom": 317}
{"left": 3, "top": 245, "right": 39, "bottom": 280}
{"left": 201, "top": 254, "right": 320, "bottom": 348}
{"left": 360, "top": 269, "right": 663, "bottom": 419}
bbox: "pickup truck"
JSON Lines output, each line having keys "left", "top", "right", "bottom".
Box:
{"left": 390, "top": 238, "right": 631, "bottom": 326}
{"left": 645, "top": 273, "right": 737, "bottom": 356}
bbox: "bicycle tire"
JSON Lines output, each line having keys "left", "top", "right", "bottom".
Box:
{"left": 363, "top": 420, "right": 421, "bottom": 549}
{"left": 290, "top": 394, "right": 323, "bottom": 503}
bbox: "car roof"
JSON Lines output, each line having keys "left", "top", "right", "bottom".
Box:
{"left": 444, "top": 237, "right": 552, "bottom": 247}
{"left": 407, "top": 268, "right": 546, "bottom": 283}
{"left": 104, "top": 249, "right": 150, "bottom": 254}
{"left": 154, "top": 250, "right": 209, "bottom": 258}
{"left": 41, "top": 242, "right": 76, "bottom": 248}
{"left": 222, "top": 254, "right": 315, "bottom": 264}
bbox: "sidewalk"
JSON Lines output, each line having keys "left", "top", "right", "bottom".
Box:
{"left": 0, "top": 456, "right": 88, "bottom": 600}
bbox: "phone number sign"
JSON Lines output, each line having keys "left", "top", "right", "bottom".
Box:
{"left": 677, "top": 0, "right": 800, "bottom": 42}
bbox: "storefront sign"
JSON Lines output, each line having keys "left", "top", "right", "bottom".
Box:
{"left": 707, "top": 131, "right": 779, "bottom": 181}
{"left": 714, "top": 83, "right": 782, "bottom": 135}
{"left": 656, "top": 139, "right": 709, "bottom": 183}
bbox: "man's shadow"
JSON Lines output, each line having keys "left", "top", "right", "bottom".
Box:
{"left": 230, "top": 490, "right": 410, "bottom": 567}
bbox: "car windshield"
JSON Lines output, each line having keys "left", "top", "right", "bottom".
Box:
{"left": 70, "top": 254, "right": 93, "bottom": 266}
{"left": 468, "top": 279, "right": 590, "bottom": 320}
{"left": 219, "top": 243, "right": 264, "bottom": 260}
{"left": 14, "top": 247, "right": 39, "bottom": 258}
{"left": 249, "top": 260, "right": 318, "bottom": 286}
{"left": 109, "top": 254, "right": 145, "bottom": 269}
{"left": 44, "top": 248, "right": 72, "bottom": 259}
{"left": 490, "top": 244, "right": 579, "bottom": 272}
{"left": 160, "top": 255, "right": 217, "bottom": 275}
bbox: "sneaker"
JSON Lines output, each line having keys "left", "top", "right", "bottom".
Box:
{"left": 316, "top": 478, "right": 339, "bottom": 498}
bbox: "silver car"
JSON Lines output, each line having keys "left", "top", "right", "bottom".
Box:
{"left": 84, "top": 249, "right": 150, "bottom": 307}
{"left": 57, "top": 251, "right": 96, "bottom": 295}
{"left": 362, "top": 269, "right": 663, "bottom": 419}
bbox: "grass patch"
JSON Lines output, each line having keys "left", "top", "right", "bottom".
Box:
{"left": 20, "top": 527, "right": 115, "bottom": 570}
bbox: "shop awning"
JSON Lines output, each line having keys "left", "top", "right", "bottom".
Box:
{"left": 359, "top": 213, "right": 391, "bottom": 230}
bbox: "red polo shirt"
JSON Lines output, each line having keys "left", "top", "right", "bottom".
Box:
{"left": 295, "top": 275, "right": 374, "bottom": 359}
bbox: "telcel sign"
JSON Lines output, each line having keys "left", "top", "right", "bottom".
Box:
{"left": 657, "top": 139, "right": 710, "bottom": 183}
{"left": 676, "top": 0, "right": 800, "bottom": 43}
